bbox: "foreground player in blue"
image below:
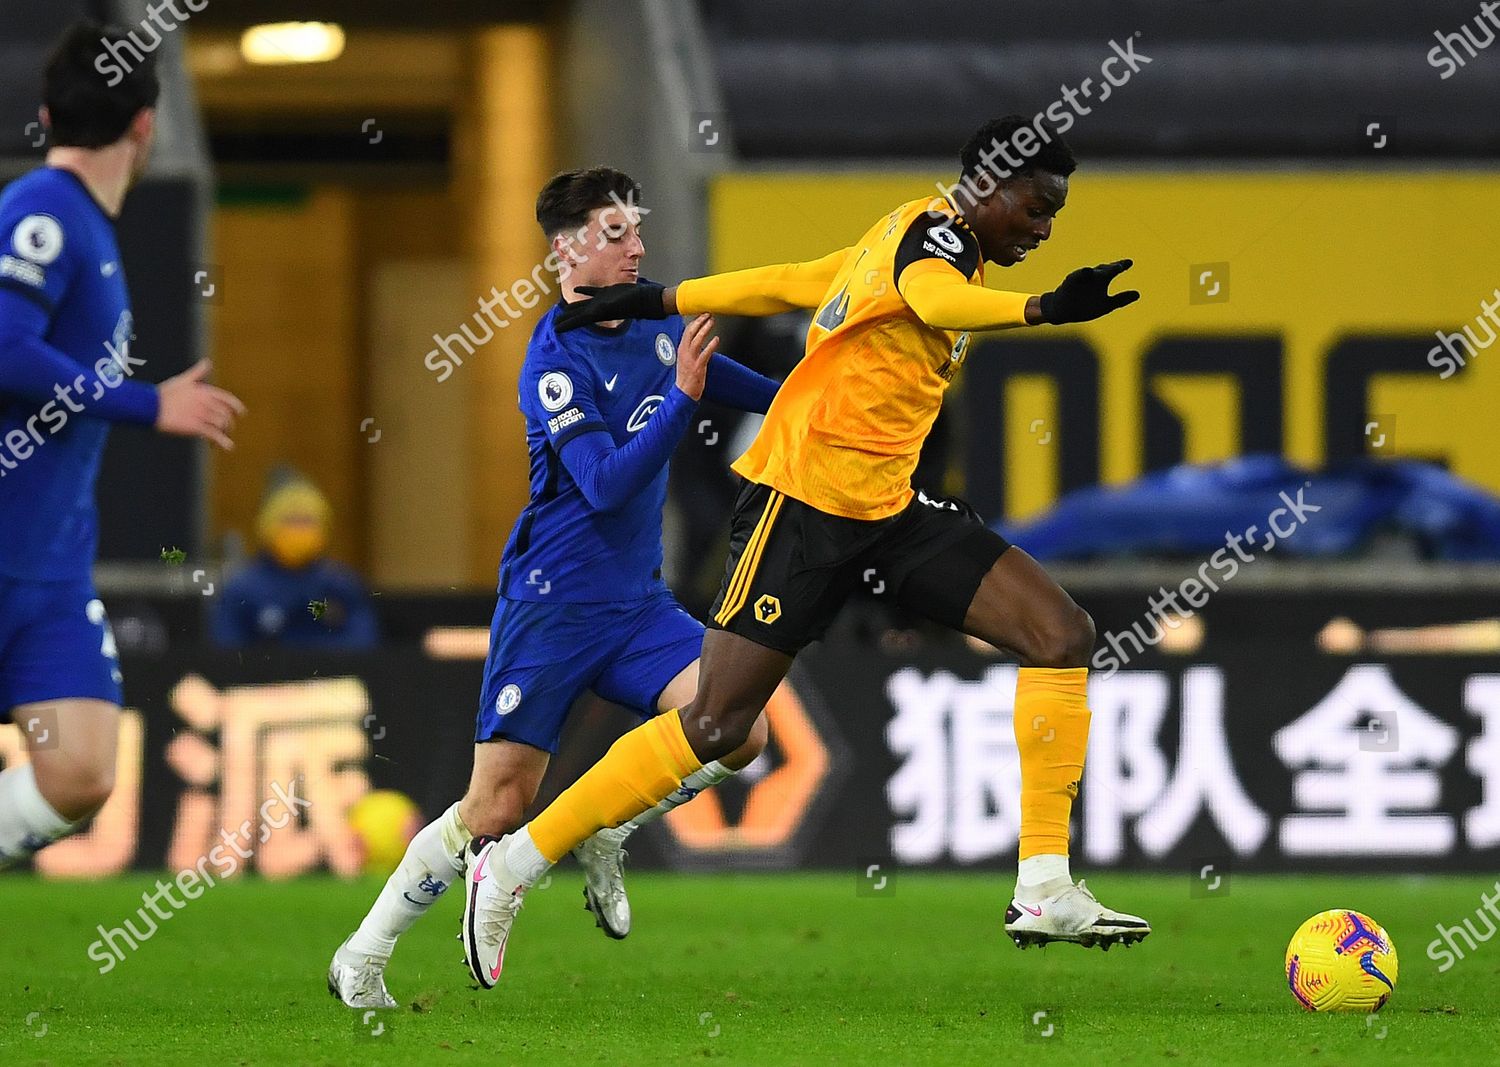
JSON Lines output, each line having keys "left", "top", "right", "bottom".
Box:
{"left": 0, "top": 24, "right": 245, "bottom": 869}
{"left": 331, "top": 168, "right": 778, "bottom": 1006}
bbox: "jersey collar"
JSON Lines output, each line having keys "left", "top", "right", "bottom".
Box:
{"left": 49, "top": 166, "right": 117, "bottom": 225}
{"left": 938, "top": 195, "right": 977, "bottom": 238}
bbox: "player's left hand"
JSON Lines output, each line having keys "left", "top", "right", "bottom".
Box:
{"left": 155, "top": 359, "right": 246, "bottom": 450}
{"left": 1039, "top": 259, "right": 1140, "bottom": 324}
{"left": 675, "top": 314, "right": 719, "bottom": 401}
{"left": 555, "top": 282, "right": 667, "bottom": 332}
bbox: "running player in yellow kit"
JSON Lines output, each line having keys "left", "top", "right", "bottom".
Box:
{"left": 461, "top": 115, "right": 1148, "bottom": 983}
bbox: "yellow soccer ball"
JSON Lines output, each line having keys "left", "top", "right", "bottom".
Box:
{"left": 346, "top": 789, "right": 422, "bottom": 874}
{"left": 1285, "top": 909, "right": 1398, "bottom": 1012}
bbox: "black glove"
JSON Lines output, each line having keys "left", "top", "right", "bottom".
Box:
{"left": 1039, "top": 260, "right": 1140, "bottom": 324}
{"left": 554, "top": 282, "right": 667, "bottom": 332}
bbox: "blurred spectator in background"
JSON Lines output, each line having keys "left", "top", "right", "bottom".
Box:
{"left": 212, "top": 468, "right": 377, "bottom": 649}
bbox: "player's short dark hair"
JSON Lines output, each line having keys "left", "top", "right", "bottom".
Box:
{"left": 45, "top": 21, "right": 161, "bottom": 149}
{"left": 535, "top": 167, "right": 642, "bottom": 238}
{"left": 960, "top": 114, "right": 1076, "bottom": 184}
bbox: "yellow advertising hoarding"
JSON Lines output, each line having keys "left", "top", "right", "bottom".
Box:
{"left": 710, "top": 171, "right": 1500, "bottom": 519}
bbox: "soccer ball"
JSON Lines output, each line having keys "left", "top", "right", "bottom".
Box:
{"left": 1285, "top": 909, "right": 1398, "bottom": 1012}
{"left": 346, "top": 789, "right": 422, "bottom": 874}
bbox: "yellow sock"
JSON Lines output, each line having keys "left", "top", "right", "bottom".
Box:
{"left": 1014, "top": 666, "right": 1091, "bottom": 860}
{"left": 529, "top": 710, "right": 703, "bottom": 863}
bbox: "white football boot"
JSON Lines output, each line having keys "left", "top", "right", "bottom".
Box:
{"left": 574, "top": 833, "right": 631, "bottom": 940}
{"left": 461, "top": 835, "right": 527, "bottom": 988}
{"left": 1005, "top": 880, "right": 1151, "bottom": 950}
{"left": 327, "top": 937, "right": 398, "bottom": 1008}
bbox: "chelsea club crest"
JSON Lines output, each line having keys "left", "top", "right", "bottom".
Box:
{"left": 655, "top": 333, "right": 675, "bottom": 366}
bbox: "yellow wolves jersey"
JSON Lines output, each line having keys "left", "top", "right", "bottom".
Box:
{"left": 732, "top": 196, "right": 987, "bottom": 520}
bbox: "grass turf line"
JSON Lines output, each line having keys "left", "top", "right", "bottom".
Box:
{"left": 1, "top": 872, "right": 1494, "bottom": 1064}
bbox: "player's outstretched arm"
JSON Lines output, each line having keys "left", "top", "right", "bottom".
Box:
{"left": 0, "top": 291, "right": 160, "bottom": 424}
{"left": 900, "top": 258, "right": 1139, "bottom": 331}
{"left": 0, "top": 289, "right": 244, "bottom": 447}
{"left": 155, "top": 359, "right": 247, "bottom": 451}
{"left": 554, "top": 248, "right": 851, "bottom": 333}
{"left": 900, "top": 266, "right": 1035, "bottom": 331}
{"left": 671, "top": 246, "right": 851, "bottom": 317}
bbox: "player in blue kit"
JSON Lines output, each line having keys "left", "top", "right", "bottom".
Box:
{"left": 331, "top": 167, "right": 779, "bottom": 1006}
{"left": 0, "top": 24, "right": 246, "bottom": 869}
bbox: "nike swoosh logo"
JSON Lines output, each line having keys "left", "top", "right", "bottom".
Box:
{"left": 489, "top": 943, "right": 505, "bottom": 980}
{"left": 605, "top": 374, "right": 619, "bottom": 391}
{"left": 472, "top": 848, "right": 490, "bottom": 884}
{"left": 1017, "top": 901, "right": 1043, "bottom": 916}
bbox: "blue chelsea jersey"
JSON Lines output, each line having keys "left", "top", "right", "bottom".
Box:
{"left": 498, "top": 302, "right": 687, "bottom": 603}
{"left": 0, "top": 168, "right": 135, "bottom": 581}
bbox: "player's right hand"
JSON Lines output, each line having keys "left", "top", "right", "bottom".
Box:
{"left": 155, "top": 359, "right": 246, "bottom": 450}
{"left": 675, "top": 314, "right": 719, "bottom": 401}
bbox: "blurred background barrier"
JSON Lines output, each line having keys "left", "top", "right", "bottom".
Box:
{"left": 7, "top": 583, "right": 1500, "bottom": 877}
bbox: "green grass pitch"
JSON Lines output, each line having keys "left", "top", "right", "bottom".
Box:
{"left": 2, "top": 871, "right": 1496, "bottom": 1064}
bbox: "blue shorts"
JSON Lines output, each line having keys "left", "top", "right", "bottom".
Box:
{"left": 476, "top": 591, "right": 703, "bottom": 753}
{"left": 0, "top": 576, "right": 123, "bottom": 721}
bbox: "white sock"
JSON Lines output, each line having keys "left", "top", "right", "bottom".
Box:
{"left": 503, "top": 826, "right": 553, "bottom": 887}
{"left": 592, "top": 760, "right": 735, "bottom": 848}
{"left": 346, "top": 802, "right": 469, "bottom": 960}
{"left": 1014, "top": 854, "right": 1072, "bottom": 904}
{"left": 0, "top": 765, "right": 78, "bottom": 869}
